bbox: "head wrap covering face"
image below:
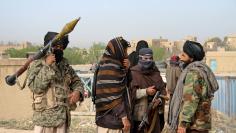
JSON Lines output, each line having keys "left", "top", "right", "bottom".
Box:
{"left": 95, "top": 37, "right": 130, "bottom": 112}
{"left": 103, "top": 37, "right": 130, "bottom": 62}
{"left": 138, "top": 48, "right": 155, "bottom": 71}
{"left": 128, "top": 40, "right": 149, "bottom": 67}
{"left": 136, "top": 40, "right": 149, "bottom": 52}
{"left": 183, "top": 40, "right": 205, "bottom": 61}
{"left": 44, "top": 31, "right": 69, "bottom": 49}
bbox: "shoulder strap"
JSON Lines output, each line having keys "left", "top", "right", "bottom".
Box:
{"left": 16, "top": 74, "right": 28, "bottom": 90}
{"left": 92, "top": 64, "right": 100, "bottom": 104}
{"left": 16, "top": 63, "right": 36, "bottom": 90}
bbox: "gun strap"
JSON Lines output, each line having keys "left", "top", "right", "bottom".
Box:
{"left": 95, "top": 107, "right": 113, "bottom": 121}
{"left": 16, "top": 74, "right": 28, "bottom": 90}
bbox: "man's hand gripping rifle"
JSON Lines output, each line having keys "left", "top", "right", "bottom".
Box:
{"left": 138, "top": 87, "right": 169, "bottom": 131}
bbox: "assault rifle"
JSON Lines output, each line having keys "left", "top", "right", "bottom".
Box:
{"left": 138, "top": 90, "right": 169, "bottom": 131}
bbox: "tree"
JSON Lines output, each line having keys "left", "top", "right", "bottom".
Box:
{"left": 5, "top": 42, "right": 107, "bottom": 64}
{"left": 64, "top": 47, "right": 85, "bottom": 64}
{"left": 5, "top": 46, "right": 40, "bottom": 58}
{"left": 86, "top": 42, "right": 106, "bottom": 63}
{"left": 204, "top": 37, "right": 223, "bottom": 47}
{"left": 151, "top": 46, "right": 167, "bottom": 61}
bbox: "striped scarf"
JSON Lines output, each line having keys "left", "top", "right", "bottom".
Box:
{"left": 95, "top": 37, "right": 128, "bottom": 112}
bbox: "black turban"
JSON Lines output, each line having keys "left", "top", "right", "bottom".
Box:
{"left": 183, "top": 40, "right": 205, "bottom": 61}
{"left": 136, "top": 40, "right": 149, "bottom": 52}
{"left": 44, "top": 31, "right": 69, "bottom": 49}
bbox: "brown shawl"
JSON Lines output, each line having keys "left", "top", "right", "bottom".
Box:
{"left": 130, "top": 65, "right": 166, "bottom": 99}
{"left": 130, "top": 64, "right": 166, "bottom": 132}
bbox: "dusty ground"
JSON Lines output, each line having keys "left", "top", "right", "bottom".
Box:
{"left": 0, "top": 128, "right": 32, "bottom": 133}
{"left": 0, "top": 99, "right": 235, "bottom": 133}
{"left": 0, "top": 98, "right": 96, "bottom": 133}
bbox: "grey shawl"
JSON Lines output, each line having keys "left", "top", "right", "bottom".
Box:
{"left": 166, "top": 61, "right": 219, "bottom": 132}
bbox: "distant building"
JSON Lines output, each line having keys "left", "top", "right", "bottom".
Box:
{"left": 206, "top": 51, "right": 236, "bottom": 75}
{"left": 0, "top": 52, "right": 9, "bottom": 59}
{"left": 173, "top": 40, "right": 185, "bottom": 51}
{"left": 128, "top": 36, "right": 198, "bottom": 55}
{"left": 225, "top": 34, "right": 236, "bottom": 44}
{"left": 152, "top": 37, "right": 168, "bottom": 48}
{"left": 0, "top": 41, "right": 32, "bottom": 52}
{"left": 160, "top": 41, "right": 174, "bottom": 52}
{"left": 128, "top": 39, "right": 152, "bottom": 54}
{"left": 224, "top": 34, "right": 236, "bottom": 49}
{"left": 184, "top": 36, "right": 197, "bottom": 42}
{"left": 205, "top": 41, "right": 218, "bottom": 51}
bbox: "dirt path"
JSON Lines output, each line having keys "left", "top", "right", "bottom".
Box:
{"left": 0, "top": 128, "right": 33, "bottom": 133}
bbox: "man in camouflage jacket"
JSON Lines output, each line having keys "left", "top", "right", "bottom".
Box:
{"left": 27, "top": 32, "right": 84, "bottom": 133}
{"left": 164, "top": 41, "right": 219, "bottom": 133}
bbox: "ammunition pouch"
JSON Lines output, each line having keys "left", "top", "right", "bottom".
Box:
{"left": 32, "top": 84, "right": 72, "bottom": 112}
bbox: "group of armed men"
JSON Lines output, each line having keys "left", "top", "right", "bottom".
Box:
{"left": 26, "top": 31, "right": 219, "bottom": 133}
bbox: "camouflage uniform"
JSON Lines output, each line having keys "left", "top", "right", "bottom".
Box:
{"left": 27, "top": 58, "right": 84, "bottom": 128}
{"left": 178, "top": 70, "right": 211, "bottom": 131}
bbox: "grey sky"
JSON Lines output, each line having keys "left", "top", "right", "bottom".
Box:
{"left": 0, "top": 0, "right": 236, "bottom": 48}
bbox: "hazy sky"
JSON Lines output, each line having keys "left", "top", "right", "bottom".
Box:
{"left": 0, "top": 0, "right": 236, "bottom": 48}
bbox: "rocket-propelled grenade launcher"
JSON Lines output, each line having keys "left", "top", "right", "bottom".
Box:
{"left": 5, "top": 18, "right": 81, "bottom": 86}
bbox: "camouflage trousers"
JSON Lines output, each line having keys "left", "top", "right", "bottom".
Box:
{"left": 34, "top": 123, "right": 68, "bottom": 133}
{"left": 97, "top": 126, "right": 130, "bottom": 133}
{"left": 161, "top": 123, "right": 209, "bottom": 133}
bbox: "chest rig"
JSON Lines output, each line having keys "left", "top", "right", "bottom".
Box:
{"left": 32, "top": 62, "right": 74, "bottom": 112}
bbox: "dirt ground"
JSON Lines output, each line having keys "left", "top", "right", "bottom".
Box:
{"left": 0, "top": 128, "right": 32, "bottom": 133}
{"left": 0, "top": 99, "right": 235, "bottom": 133}
{"left": 0, "top": 98, "right": 96, "bottom": 133}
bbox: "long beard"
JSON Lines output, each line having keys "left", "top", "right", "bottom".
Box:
{"left": 53, "top": 49, "right": 64, "bottom": 63}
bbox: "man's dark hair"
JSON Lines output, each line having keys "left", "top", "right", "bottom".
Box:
{"left": 136, "top": 40, "right": 149, "bottom": 52}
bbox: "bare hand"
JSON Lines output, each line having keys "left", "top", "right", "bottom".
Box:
{"left": 45, "top": 54, "right": 56, "bottom": 65}
{"left": 68, "top": 91, "right": 80, "bottom": 104}
{"left": 123, "top": 58, "right": 130, "bottom": 70}
{"left": 177, "top": 126, "right": 186, "bottom": 133}
{"left": 146, "top": 86, "right": 156, "bottom": 96}
{"left": 122, "top": 116, "right": 131, "bottom": 133}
